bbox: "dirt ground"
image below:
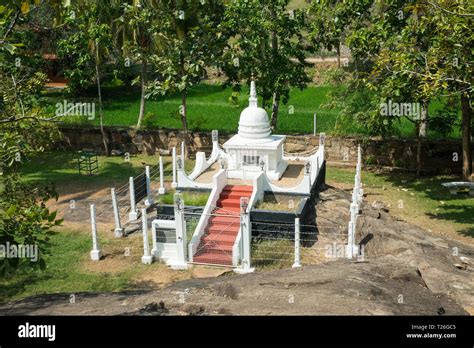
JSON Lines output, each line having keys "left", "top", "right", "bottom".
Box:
{"left": 0, "top": 184, "right": 472, "bottom": 316}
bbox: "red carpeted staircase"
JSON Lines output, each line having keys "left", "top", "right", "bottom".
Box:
{"left": 193, "top": 185, "right": 253, "bottom": 266}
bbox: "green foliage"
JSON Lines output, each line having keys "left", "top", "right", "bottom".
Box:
{"left": 158, "top": 191, "right": 209, "bottom": 207}
{"left": 57, "top": 4, "right": 113, "bottom": 94}
{"left": 315, "top": 0, "right": 473, "bottom": 142}
{"left": 0, "top": 2, "right": 62, "bottom": 276}
{"left": 221, "top": 0, "right": 312, "bottom": 118}
{"left": 146, "top": 0, "right": 228, "bottom": 131}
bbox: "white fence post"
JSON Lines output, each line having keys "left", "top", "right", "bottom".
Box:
{"left": 346, "top": 221, "right": 354, "bottom": 259}
{"left": 171, "top": 192, "right": 188, "bottom": 269}
{"left": 90, "top": 204, "right": 102, "bottom": 261}
{"left": 346, "top": 202, "right": 359, "bottom": 259}
{"left": 151, "top": 221, "right": 158, "bottom": 257}
{"left": 159, "top": 156, "right": 165, "bottom": 194}
{"left": 172, "top": 147, "right": 177, "bottom": 188}
{"left": 141, "top": 208, "right": 153, "bottom": 264}
{"left": 319, "top": 132, "right": 326, "bottom": 165}
{"left": 313, "top": 113, "right": 317, "bottom": 136}
{"left": 347, "top": 152, "right": 363, "bottom": 259}
{"left": 292, "top": 217, "right": 301, "bottom": 268}
{"left": 235, "top": 197, "right": 254, "bottom": 274}
{"left": 111, "top": 188, "right": 123, "bottom": 237}
{"left": 145, "top": 166, "right": 153, "bottom": 206}
{"left": 319, "top": 132, "right": 326, "bottom": 146}
{"left": 128, "top": 177, "right": 138, "bottom": 221}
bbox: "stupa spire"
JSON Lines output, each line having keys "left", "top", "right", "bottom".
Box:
{"left": 249, "top": 78, "right": 258, "bottom": 107}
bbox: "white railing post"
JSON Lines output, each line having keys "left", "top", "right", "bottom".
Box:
{"left": 346, "top": 203, "right": 358, "bottom": 259}
{"left": 304, "top": 161, "right": 312, "bottom": 192}
{"left": 172, "top": 146, "right": 177, "bottom": 188}
{"left": 292, "top": 217, "right": 301, "bottom": 268}
{"left": 235, "top": 197, "right": 254, "bottom": 274}
{"left": 151, "top": 221, "right": 157, "bottom": 257}
{"left": 319, "top": 132, "right": 326, "bottom": 146}
{"left": 128, "top": 177, "right": 138, "bottom": 221}
{"left": 90, "top": 204, "right": 102, "bottom": 261}
{"left": 319, "top": 132, "right": 326, "bottom": 167}
{"left": 171, "top": 192, "right": 188, "bottom": 269}
{"left": 313, "top": 113, "right": 317, "bottom": 136}
{"left": 346, "top": 221, "right": 354, "bottom": 259}
{"left": 111, "top": 188, "right": 123, "bottom": 237}
{"left": 357, "top": 145, "right": 362, "bottom": 167}
{"left": 141, "top": 207, "right": 153, "bottom": 264}
{"left": 159, "top": 156, "right": 165, "bottom": 194}
{"left": 145, "top": 166, "right": 153, "bottom": 206}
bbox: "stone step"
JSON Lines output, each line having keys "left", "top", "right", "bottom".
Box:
{"left": 193, "top": 253, "right": 232, "bottom": 266}
{"left": 205, "top": 224, "right": 240, "bottom": 235}
{"left": 201, "top": 233, "right": 237, "bottom": 244}
{"left": 217, "top": 198, "right": 242, "bottom": 209}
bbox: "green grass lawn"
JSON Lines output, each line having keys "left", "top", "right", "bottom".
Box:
{"left": 19, "top": 150, "right": 473, "bottom": 241}
{"left": 326, "top": 166, "right": 474, "bottom": 240}
{"left": 1, "top": 152, "right": 472, "bottom": 301}
{"left": 20, "top": 150, "right": 195, "bottom": 192}
{"left": 0, "top": 230, "right": 133, "bottom": 302}
{"left": 42, "top": 83, "right": 458, "bottom": 139}
{"left": 46, "top": 84, "right": 341, "bottom": 135}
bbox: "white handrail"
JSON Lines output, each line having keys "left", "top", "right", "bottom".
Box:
{"left": 187, "top": 169, "right": 227, "bottom": 261}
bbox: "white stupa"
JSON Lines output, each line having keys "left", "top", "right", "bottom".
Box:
{"left": 223, "top": 80, "right": 288, "bottom": 180}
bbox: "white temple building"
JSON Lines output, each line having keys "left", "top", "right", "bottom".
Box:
{"left": 223, "top": 81, "right": 288, "bottom": 180}
{"left": 136, "top": 80, "right": 327, "bottom": 270}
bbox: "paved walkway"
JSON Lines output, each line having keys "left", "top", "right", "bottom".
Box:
{"left": 194, "top": 161, "right": 306, "bottom": 188}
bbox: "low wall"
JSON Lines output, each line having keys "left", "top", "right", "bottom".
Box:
{"left": 57, "top": 126, "right": 473, "bottom": 174}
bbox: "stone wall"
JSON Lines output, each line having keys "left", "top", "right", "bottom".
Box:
{"left": 57, "top": 126, "right": 473, "bottom": 174}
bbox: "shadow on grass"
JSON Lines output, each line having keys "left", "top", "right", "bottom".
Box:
{"left": 0, "top": 272, "right": 53, "bottom": 303}
{"left": 371, "top": 171, "right": 474, "bottom": 238}
{"left": 22, "top": 151, "right": 151, "bottom": 194}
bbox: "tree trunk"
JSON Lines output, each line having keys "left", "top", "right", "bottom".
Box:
{"left": 95, "top": 44, "right": 109, "bottom": 156}
{"left": 136, "top": 59, "right": 147, "bottom": 129}
{"left": 461, "top": 94, "right": 472, "bottom": 181}
{"left": 270, "top": 91, "right": 280, "bottom": 130}
{"left": 336, "top": 44, "right": 341, "bottom": 69}
{"left": 269, "top": 17, "right": 279, "bottom": 130}
{"left": 416, "top": 101, "right": 428, "bottom": 176}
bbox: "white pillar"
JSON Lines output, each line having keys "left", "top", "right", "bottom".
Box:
{"left": 212, "top": 129, "right": 219, "bottom": 153}
{"left": 292, "top": 218, "right": 301, "bottom": 268}
{"left": 319, "top": 132, "right": 326, "bottom": 146}
{"left": 319, "top": 133, "right": 326, "bottom": 166}
{"left": 313, "top": 113, "right": 317, "bottom": 136}
{"left": 181, "top": 141, "right": 185, "bottom": 162}
{"left": 171, "top": 147, "right": 177, "bottom": 188}
{"left": 346, "top": 203, "right": 358, "bottom": 258}
{"left": 90, "top": 204, "right": 102, "bottom": 261}
{"left": 144, "top": 166, "right": 153, "bottom": 206}
{"left": 235, "top": 198, "right": 254, "bottom": 274}
{"left": 159, "top": 156, "right": 165, "bottom": 194}
{"left": 151, "top": 221, "right": 157, "bottom": 257}
{"left": 346, "top": 221, "right": 354, "bottom": 259}
{"left": 111, "top": 188, "right": 123, "bottom": 238}
{"left": 128, "top": 177, "right": 138, "bottom": 221}
{"left": 171, "top": 193, "right": 188, "bottom": 269}
{"left": 141, "top": 208, "right": 153, "bottom": 264}
{"left": 357, "top": 145, "right": 362, "bottom": 167}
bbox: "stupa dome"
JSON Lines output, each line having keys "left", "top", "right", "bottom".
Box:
{"left": 238, "top": 81, "right": 272, "bottom": 140}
